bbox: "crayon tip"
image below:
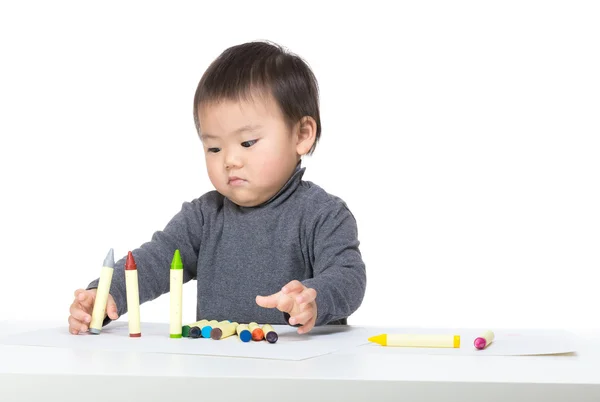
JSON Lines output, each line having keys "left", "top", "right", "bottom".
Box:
{"left": 189, "top": 327, "right": 202, "bottom": 338}
{"left": 474, "top": 337, "right": 486, "bottom": 349}
{"left": 368, "top": 334, "right": 387, "bottom": 346}
{"left": 125, "top": 251, "right": 137, "bottom": 270}
{"left": 265, "top": 331, "right": 278, "bottom": 343}
{"left": 251, "top": 328, "right": 264, "bottom": 341}
{"left": 171, "top": 249, "right": 183, "bottom": 270}
{"left": 211, "top": 328, "right": 223, "bottom": 340}
{"left": 103, "top": 248, "right": 115, "bottom": 268}
{"left": 201, "top": 326, "right": 213, "bottom": 338}
{"left": 239, "top": 329, "right": 251, "bottom": 343}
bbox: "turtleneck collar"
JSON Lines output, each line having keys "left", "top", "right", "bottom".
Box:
{"left": 260, "top": 161, "right": 305, "bottom": 208}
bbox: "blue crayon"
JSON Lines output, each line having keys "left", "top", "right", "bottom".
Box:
{"left": 236, "top": 324, "right": 252, "bottom": 342}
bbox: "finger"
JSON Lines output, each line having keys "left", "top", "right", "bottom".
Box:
{"left": 295, "top": 287, "right": 317, "bottom": 305}
{"left": 77, "top": 291, "right": 95, "bottom": 310}
{"left": 68, "top": 315, "right": 79, "bottom": 334}
{"left": 74, "top": 289, "right": 85, "bottom": 298}
{"left": 255, "top": 293, "right": 281, "bottom": 309}
{"left": 297, "top": 315, "right": 317, "bottom": 334}
{"left": 106, "top": 295, "right": 119, "bottom": 320}
{"left": 68, "top": 315, "right": 87, "bottom": 335}
{"left": 289, "top": 309, "right": 314, "bottom": 326}
{"left": 281, "top": 280, "right": 305, "bottom": 295}
{"left": 69, "top": 302, "right": 91, "bottom": 323}
{"left": 275, "top": 294, "right": 296, "bottom": 314}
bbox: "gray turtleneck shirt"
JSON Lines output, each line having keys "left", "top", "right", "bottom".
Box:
{"left": 87, "top": 164, "right": 366, "bottom": 327}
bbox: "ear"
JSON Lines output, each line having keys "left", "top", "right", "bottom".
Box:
{"left": 295, "top": 116, "right": 317, "bottom": 156}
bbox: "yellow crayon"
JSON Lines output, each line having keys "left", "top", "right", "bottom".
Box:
{"left": 89, "top": 249, "right": 115, "bottom": 335}
{"left": 368, "top": 333, "right": 460, "bottom": 348}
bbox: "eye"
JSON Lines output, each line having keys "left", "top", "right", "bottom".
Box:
{"left": 207, "top": 147, "right": 221, "bottom": 153}
{"left": 241, "top": 139, "right": 258, "bottom": 148}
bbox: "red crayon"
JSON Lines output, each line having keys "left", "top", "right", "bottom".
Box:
{"left": 125, "top": 251, "right": 137, "bottom": 270}
{"left": 125, "top": 251, "right": 141, "bottom": 337}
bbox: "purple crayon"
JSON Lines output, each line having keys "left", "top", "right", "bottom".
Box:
{"left": 261, "top": 323, "right": 278, "bottom": 344}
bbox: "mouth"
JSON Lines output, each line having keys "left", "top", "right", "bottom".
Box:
{"left": 228, "top": 176, "right": 246, "bottom": 186}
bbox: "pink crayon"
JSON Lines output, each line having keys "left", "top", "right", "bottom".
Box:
{"left": 474, "top": 330, "right": 495, "bottom": 350}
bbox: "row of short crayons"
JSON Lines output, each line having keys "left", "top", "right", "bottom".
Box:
{"left": 182, "top": 319, "right": 278, "bottom": 343}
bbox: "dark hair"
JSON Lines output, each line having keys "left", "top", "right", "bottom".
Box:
{"left": 193, "top": 41, "right": 321, "bottom": 155}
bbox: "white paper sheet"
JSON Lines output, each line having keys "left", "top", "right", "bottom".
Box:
{"left": 350, "top": 327, "right": 578, "bottom": 356}
{"left": 0, "top": 322, "right": 371, "bottom": 361}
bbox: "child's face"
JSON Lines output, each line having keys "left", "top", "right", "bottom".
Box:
{"left": 198, "top": 96, "right": 302, "bottom": 207}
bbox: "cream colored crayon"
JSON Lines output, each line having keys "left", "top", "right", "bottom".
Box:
{"left": 201, "top": 319, "right": 220, "bottom": 338}
{"left": 211, "top": 321, "right": 239, "bottom": 340}
{"left": 183, "top": 319, "right": 209, "bottom": 338}
{"left": 474, "top": 330, "right": 495, "bottom": 350}
{"left": 124, "top": 251, "right": 141, "bottom": 337}
{"left": 368, "top": 333, "right": 460, "bottom": 348}
{"left": 261, "top": 324, "right": 278, "bottom": 343}
{"left": 248, "top": 322, "right": 264, "bottom": 341}
{"left": 89, "top": 249, "right": 115, "bottom": 335}
{"left": 207, "top": 320, "right": 230, "bottom": 339}
{"left": 169, "top": 250, "right": 183, "bottom": 338}
{"left": 236, "top": 324, "right": 252, "bottom": 342}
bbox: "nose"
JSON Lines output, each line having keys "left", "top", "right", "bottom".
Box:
{"left": 224, "top": 149, "right": 242, "bottom": 170}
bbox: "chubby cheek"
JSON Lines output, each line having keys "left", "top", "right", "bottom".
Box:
{"left": 255, "top": 152, "right": 291, "bottom": 186}
{"left": 205, "top": 157, "right": 224, "bottom": 188}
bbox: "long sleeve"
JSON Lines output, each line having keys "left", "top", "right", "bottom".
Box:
{"left": 87, "top": 198, "right": 204, "bottom": 324}
{"left": 301, "top": 201, "right": 367, "bottom": 326}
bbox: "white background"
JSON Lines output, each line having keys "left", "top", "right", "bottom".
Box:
{"left": 1, "top": 1, "right": 598, "bottom": 330}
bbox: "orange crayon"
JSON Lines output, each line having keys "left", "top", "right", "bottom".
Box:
{"left": 248, "top": 322, "right": 264, "bottom": 341}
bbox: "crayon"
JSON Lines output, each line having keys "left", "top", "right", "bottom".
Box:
{"left": 211, "top": 321, "right": 239, "bottom": 340}
{"left": 190, "top": 320, "right": 210, "bottom": 338}
{"left": 207, "top": 320, "right": 230, "bottom": 339}
{"left": 89, "top": 249, "right": 115, "bottom": 335}
{"left": 236, "top": 324, "right": 252, "bottom": 343}
{"left": 182, "top": 319, "right": 209, "bottom": 338}
{"left": 201, "top": 320, "right": 220, "bottom": 338}
{"left": 189, "top": 326, "right": 203, "bottom": 338}
{"left": 261, "top": 324, "right": 278, "bottom": 343}
{"left": 368, "top": 333, "right": 460, "bottom": 348}
{"left": 474, "top": 330, "right": 495, "bottom": 350}
{"left": 124, "top": 251, "right": 141, "bottom": 337}
{"left": 248, "top": 322, "right": 264, "bottom": 341}
{"left": 169, "top": 250, "right": 183, "bottom": 338}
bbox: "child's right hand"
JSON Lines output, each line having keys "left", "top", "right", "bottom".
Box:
{"left": 68, "top": 288, "right": 118, "bottom": 335}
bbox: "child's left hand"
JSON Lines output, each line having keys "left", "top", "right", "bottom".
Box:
{"left": 256, "top": 280, "right": 317, "bottom": 334}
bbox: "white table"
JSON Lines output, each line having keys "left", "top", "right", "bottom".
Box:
{"left": 1, "top": 321, "right": 599, "bottom": 401}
